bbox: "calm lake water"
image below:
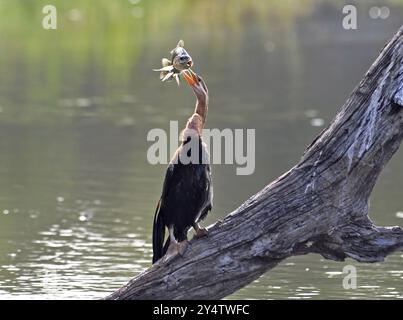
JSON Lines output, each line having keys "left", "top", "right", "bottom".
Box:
{"left": 0, "top": 0, "right": 402, "bottom": 299}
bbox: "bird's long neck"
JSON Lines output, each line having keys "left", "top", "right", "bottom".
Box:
{"left": 183, "top": 79, "right": 209, "bottom": 137}
{"left": 194, "top": 86, "right": 208, "bottom": 129}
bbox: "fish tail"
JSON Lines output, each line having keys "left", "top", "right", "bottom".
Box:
{"left": 152, "top": 200, "right": 165, "bottom": 264}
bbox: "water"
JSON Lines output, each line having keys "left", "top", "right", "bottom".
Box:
{"left": 0, "top": 0, "right": 402, "bottom": 299}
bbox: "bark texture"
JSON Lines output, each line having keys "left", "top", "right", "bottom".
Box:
{"left": 107, "top": 26, "right": 403, "bottom": 300}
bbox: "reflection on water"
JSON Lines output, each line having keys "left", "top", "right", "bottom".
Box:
{"left": 0, "top": 198, "right": 153, "bottom": 299}
{"left": 0, "top": 0, "right": 403, "bottom": 299}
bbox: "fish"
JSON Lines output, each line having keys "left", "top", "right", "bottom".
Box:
{"left": 153, "top": 40, "right": 193, "bottom": 86}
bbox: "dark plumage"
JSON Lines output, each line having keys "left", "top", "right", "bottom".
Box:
{"left": 152, "top": 136, "right": 212, "bottom": 263}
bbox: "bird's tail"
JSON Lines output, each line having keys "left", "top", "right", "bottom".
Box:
{"left": 152, "top": 200, "right": 165, "bottom": 264}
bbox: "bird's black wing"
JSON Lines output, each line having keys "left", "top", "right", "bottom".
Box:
{"left": 152, "top": 164, "right": 175, "bottom": 263}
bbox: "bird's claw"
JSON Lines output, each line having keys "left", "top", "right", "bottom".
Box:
{"left": 215, "top": 219, "right": 223, "bottom": 227}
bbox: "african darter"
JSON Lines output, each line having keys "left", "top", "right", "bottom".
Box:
{"left": 152, "top": 70, "right": 212, "bottom": 265}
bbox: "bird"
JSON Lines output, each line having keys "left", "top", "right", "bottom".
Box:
{"left": 152, "top": 70, "right": 213, "bottom": 265}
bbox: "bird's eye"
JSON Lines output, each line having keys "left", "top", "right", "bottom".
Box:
{"left": 180, "top": 56, "right": 189, "bottom": 61}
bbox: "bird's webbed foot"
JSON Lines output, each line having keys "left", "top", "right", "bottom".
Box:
{"left": 193, "top": 223, "right": 208, "bottom": 239}
{"left": 156, "top": 240, "right": 188, "bottom": 266}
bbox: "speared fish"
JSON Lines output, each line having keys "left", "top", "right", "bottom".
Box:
{"left": 153, "top": 40, "right": 193, "bottom": 86}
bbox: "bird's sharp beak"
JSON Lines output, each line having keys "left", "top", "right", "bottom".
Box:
{"left": 183, "top": 69, "right": 198, "bottom": 86}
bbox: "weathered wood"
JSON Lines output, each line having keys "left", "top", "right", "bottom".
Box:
{"left": 106, "top": 26, "right": 403, "bottom": 300}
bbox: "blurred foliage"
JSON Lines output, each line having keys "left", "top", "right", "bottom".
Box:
{"left": 0, "top": 0, "right": 402, "bottom": 124}
{"left": 0, "top": 0, "right": 321, "bottom": 124}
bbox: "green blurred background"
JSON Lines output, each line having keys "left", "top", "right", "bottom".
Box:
{"left": 0, "top": 0, "right": 402, "bottom": 299}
